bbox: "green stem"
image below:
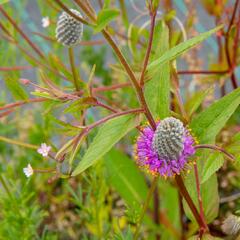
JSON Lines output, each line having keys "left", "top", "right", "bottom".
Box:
{"left": 134, "top": 177, "right": 158, "bottom": 240}
{"left": 0, "top": 136, "right": 38, "bottom": 149}
{"left": 118, "top": 0, "right": 129, "bottom": 27}
{"left": 0, "top": 175, "right": 12, "bottom": 198}
{"left": 68, "top": 47, "right": 80, "bottom": 91}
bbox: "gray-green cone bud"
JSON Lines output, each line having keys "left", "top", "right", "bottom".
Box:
{"left": 56, "top": 9, "right": 83, "bottom": 47}
{"left": 152, "top": 117, "right": 185, "bottom": 160}
{"left": 222, "top": 215, "right": 240, "bottom": 236}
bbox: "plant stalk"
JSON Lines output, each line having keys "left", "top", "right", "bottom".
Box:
{"left": 195, "top": 144, "right": 235, "bottom": 161}
{"left": 175, "top": 175, "right": 208, "bottom": 232}
{"left": 134, "top": 177, "right": 158, "bottom": 240}
{"left": 68, "top": 47, "right": 80, "bottom": 91}
{"left": 193, "top": 163, "right": 207, "bottom": 232}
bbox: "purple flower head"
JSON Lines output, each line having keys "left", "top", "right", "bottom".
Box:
{"left": 135, "top": 117, "right": 196, "bottom": 177}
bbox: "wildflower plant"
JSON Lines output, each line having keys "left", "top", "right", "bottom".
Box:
{"left": 0, "top": 0, "right": 240, "bottom": 239}
{"left": 135, "top": 117, "right": 196, "bottom": 177}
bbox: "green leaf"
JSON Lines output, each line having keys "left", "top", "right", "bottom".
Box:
{"left": 103, "top": 0, "right": 111, "bottom": 8}
{"left": 183, "top": 172, "right": 219, "bottom": 223}
{"left": 201, "top": 152, "right": 224, "bottom": 184}
{"left": 226, "top": 133, "right": 240, "bottom": 168}
{"left": 188, "top": 233, "right": 223, "bottom": 240}
{"left": 4, "top": 76, "right": 28, "bottom": 100}
{"left": 0, "top": 0, "right": 9, "bottom": 4}
{"left": 147, "top": 26, "right": 222, "bottom": 74}
{"left": 31, "top": 91, "right": 59, "bottom": 101}
{"left": 145, "top": 21, "right": 170, "bottom": 119}
{"left": 72, "top": 113, "right": 139, "bottom": 176}
{"left": 94, "top": 9, "right": 119, "bottom": 33}
{"left": 160, "top": 181, "right": 181, "bottom": 240}
{"left": 184, "top": 88, "right": 240, "bottom": 223}
{"left": 185, "top": 87, "right": 213, "bottom": 117}
{"left": 48, "top": 53, "right": 73, "bottom": 81}
{"left": 190, "top": 87, "right": 240, "bottom": 143}
{"left": 104, "top": 149, "right": 148, "bottom": 209}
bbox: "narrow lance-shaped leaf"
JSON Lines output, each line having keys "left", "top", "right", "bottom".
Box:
{"left": 190, "top": 87, "right": 240, "bottom": 143}
{"left": 4, "top": 75, "right": 28, "bottom": 100}
{"left": 0, "top": 0, "right": 9, "bottom": 4}
{"left": 183, "top": 172, "right": 219, "bottom": 223}
{"left": 72, "top": 113, "right": 140, "bottom": 176}
{"left": 104, "top": 149, "right": 148, "bottom": 209}
{"left": 184, "top": 87, "right": 240, "bottom": 223}
{"left": 147, "top": 25, "right": 222, "bottom": 74}
{"left": 145, "top": 21, "right": 170, "bottom": 119}
{"left": 201, "top": 152, "right": 224, "bottom": 184}
{"left": 185, "top": 87, "right": 213, "bottom": 117}
{"left": 94, "top": 9, "right": 119, "bottom": 33}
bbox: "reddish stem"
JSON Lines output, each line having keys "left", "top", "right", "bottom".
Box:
{"left": 224, "top": 0, "right": 239, "bottom": 89}
{"left": 0, "top": 66, "right": 33, "bottom": 71}
{"left": 193, "top": 163, "right": 207, "bottom": 238}
{"left": 139, "top": 7, "right": 157, "bottom": 87}
{"left": 54, "top": 0, "right": 89, "bottom": 25}
{"left": 0, "top": 6, "right": 45, "bottom": 59}
{"left": 177, "top": 70, "right": 228, "bottom": 75}
{"left": 195, "top": 144, "right": 235, "bottom": 161}
{"left": 0, "top": 98, "right": 46, "bottom": 111}
{"left": 87, "top": 108, "right": 143, "bottom": 131}
{"left": 93, "top": 83, "right": 131, "bottom": 92}
{"left": 175, "top": 175, "right": 208, "bottom": 232}
{"left": 94, "top": 101, "right": 118, "bottom": 113}
{"left": 0, "top": 109, "right": 14, "bottom": 118}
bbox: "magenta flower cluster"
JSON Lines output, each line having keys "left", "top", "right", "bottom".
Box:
{"left": 135, "top": 117, "right": 196, "bottom": 177}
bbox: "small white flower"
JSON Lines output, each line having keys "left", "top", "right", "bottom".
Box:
{"left": 42, "top": 16, "right": 50, "bottom": 28}
{"left": 23, "top": 164, "right": 34, "bottom": 178}
{"left": 37, "top": 143, "right": 51, "bottom": 157}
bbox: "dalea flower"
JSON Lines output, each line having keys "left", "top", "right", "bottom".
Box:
{"left": 135, "top": 117, "right": 195, "bottom": 177}
{"left": 222, "top": 214, "right": 240, "bottom": 236}
{"left": 56, "top": 9, "right": 83, "bottom": 47}
{"left": 37, "top": 143, "right": 51, "bottom": 157}
{"left": 23, "top": 164, "right": 34, "bottom": 178}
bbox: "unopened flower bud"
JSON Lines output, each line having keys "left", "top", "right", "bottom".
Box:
{"left": 56, "top": 9, "right": 83, "bottom": 47}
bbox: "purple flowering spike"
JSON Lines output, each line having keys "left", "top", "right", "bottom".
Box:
{"left": 135, "top": 117, "right": 195, "bottom": 177}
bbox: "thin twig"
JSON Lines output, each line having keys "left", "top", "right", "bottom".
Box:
{"left": 68, "top": 47, "right": 80, "bottom": 91}
{"left": 224, "top": 0, "right": 239, "bottom": 89}
{"left": 178, "top": 70, "right": 228, "bottom": 75}
{"left": 60, "top": 0, "right": 157, "bottom": 130}
{"left": 0, "top": 98, "right": 46, "bottom": 111}
{"left": 0, "top": 6, "right": 45, "bottom": 59}
{"left": 195, "top": 144, "right": 235, "bottom": 161}
{"left": 0, "top": 136, "right": 38, "bottom": 149}
{"left": 54, "top": 0, "right": 89, "bottom": 25}
{"left": 0, "top": 66, "right": 33, "bottom": 71}
{"left": 139, "top": 5, "right": 157, "bottom": 87}
{"left": 175, "top": 175, "right": 208, "bottom": 232}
